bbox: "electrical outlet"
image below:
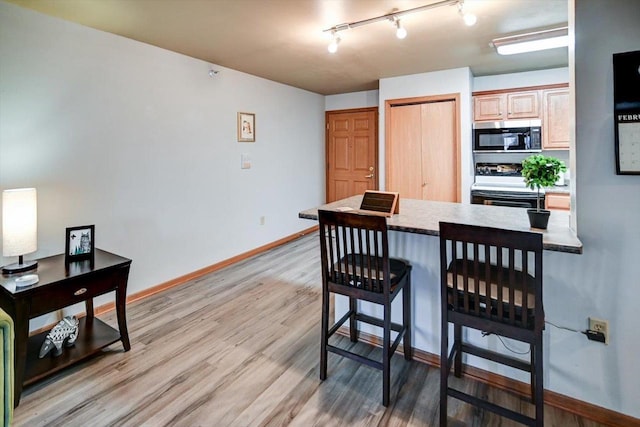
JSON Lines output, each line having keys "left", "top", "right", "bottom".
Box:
{"left": 589, "top": 317, "right": 609, "bottom": 344}
{"left": 260, "top": 216, "right": 266, "bottom": 226}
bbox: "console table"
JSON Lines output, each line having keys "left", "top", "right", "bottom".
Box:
{"left": 0, "top": 249, "right": 132, "bottom": 407}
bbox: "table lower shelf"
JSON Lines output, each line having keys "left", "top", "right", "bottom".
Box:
{"left": 25, "top": 317, "right": 122, "bottom": 386}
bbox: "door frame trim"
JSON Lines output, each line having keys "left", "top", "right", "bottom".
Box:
{"left": 325, "top": 107, "right": 379, "bottom": 203}
{"left": 384, "top": 94, "right": 461, "bottom": 202}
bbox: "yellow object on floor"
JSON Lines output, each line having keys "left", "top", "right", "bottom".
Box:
{"left": 0, "top": 309, "right": 13, "bottom": 426}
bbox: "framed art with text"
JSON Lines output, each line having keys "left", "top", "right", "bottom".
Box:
{"left": 613, "top": 50, "right": 640, "bottom": 174}
{"left": 65, "top": 225, "right": 95, "bottom": 263}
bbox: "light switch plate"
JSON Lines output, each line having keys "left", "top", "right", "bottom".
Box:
{"left": 241, "top": 153, "right": 251, "bottom": 169}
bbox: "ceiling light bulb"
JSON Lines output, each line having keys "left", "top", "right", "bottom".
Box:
{"left": 458, "top": 1, "right": 477, "bottom": 26}
{"left": 395, "top": 20, "right": 407, "bottom": 39}
{"left": 328, "top": 33, "right": 340, "bottom": 53}
{"left": 462, "top": 12, "right": 477, "bottom": 26}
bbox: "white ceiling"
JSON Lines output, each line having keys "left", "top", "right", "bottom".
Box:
{"left": 7, "top": 0, "right": 569, "bottom": 95}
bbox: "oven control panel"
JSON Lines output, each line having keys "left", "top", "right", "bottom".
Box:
{"left": 475, "top": 162, "right": 523, "bottom": 177}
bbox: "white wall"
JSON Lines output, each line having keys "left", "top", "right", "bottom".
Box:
{"left": 325, "top": 90, "right": 379, "bottom": 111}
{"left": 0, "top": 3, "right": 325, "bottom": 328}
{"left": 569, "top": 0, "right": 640, "bottom": 417}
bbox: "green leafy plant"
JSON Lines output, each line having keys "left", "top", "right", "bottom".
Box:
{"left": 521, "top": 154, "right": 567, "bottom": 212}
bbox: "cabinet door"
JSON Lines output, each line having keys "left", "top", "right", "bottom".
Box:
{"left": 546, "top": 192, "right": 570, "bottom": 211}
{"left": 543, "top": 89, "right": 570, "bottom": 149}
{"left": 473, "top": 94, "right": 505, "bottom": 121}
{"left": 507, "top": 91, "right": 540, "bottom": 119}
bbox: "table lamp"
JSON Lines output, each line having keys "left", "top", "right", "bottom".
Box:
{"left": 2, "top": 188, "right": 38, "bottom": 274}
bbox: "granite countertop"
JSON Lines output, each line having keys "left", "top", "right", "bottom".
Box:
{"left": 299, "top": 196, "right": 582, "bottom": 254}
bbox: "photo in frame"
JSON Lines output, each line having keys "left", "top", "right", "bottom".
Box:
{"left": 237, "top": 112, "right": 255, "bottom": 142}
{"left": 65, "top": 225, "right": 95, "bottom": 263}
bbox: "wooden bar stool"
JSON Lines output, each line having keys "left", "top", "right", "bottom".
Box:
{"left": 439, "top": 221, "right": 544, "bottom": 426}
{"left": 318, "top": 209, "right": 412, "bottom": 406}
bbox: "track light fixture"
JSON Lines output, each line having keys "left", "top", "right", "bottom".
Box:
{"left": 394, "top": 18, "right": 407, "bottom": 39}
{"left": 327, "top": 31, "right": 341, "bottom": 54}
{"left": 458, "top": 1, "right": 477, "bottom": 26}
{"left": 323, "top": 0, "right": 475, "bottom": 53}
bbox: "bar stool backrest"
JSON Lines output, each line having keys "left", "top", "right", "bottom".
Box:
{"left": 318, "top": 210, "right": 390, "bottom": 295}
{"left": 439, "top": 222, "right": 544, "bottom": 330}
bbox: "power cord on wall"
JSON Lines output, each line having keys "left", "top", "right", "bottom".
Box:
{"left": 481, "top": 331, "right": 530, "bottom": 355}
{"left": 482, "top": 320, "right": 606, "bottom": 355}
{"left": 546, "top": 320, "right": 606, "bottom": 343}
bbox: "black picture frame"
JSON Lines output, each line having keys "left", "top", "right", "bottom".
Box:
{"left": 613, "top": 50, "right": 640, "bottom": 175}
{"left": 65, "top": 225, "right": 95, "bottom": 263}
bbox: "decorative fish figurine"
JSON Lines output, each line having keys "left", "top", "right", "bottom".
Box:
{"left": 39, "top": 316, "right": 79, "bottom": 358}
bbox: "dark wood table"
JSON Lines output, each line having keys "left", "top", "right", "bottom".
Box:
{"left": 0, "top": 249, "right": 132, "bottom": 407}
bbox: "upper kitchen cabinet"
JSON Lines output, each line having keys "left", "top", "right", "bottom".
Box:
{"left": 542, "top": 88, "right": 570, "bottom": 150}
{"left": 473, "top": 90, "right": 539, "bottom": 121}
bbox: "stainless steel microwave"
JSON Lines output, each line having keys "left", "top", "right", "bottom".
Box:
{"left": 473, "top": 119, "right": 542, "bottom": 152}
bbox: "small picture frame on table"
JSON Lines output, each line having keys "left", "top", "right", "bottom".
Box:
{"left": 65, "top": 225, "right": 95, "bottom": 264}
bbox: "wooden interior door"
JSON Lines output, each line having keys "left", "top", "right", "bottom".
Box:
{"left": 326, "top": 108, "right": 378, "bottom": 202}
{"left": 386, "top": 95, "right": 459, "bottom": 202}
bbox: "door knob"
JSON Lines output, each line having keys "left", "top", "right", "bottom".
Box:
{"left": 366, "top": 166, "right": 375, "bottom": 179}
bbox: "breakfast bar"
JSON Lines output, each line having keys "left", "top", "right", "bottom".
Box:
{"left": 299, "top": 195, "right": 582, "bottom": 384}
{"left": 299, "top": 195, "right": 582, "bottom": 254}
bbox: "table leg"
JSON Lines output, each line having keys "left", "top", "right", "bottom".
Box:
{"left": 13, "top": 300, "right": 29, "bottom": 407}
{"left": 85, "top": 298, "right": 94, "bottom": 321}
{"left": 116, "top": 281, "right": 130, "bottom": 352}
{"left": 116, "top": 266, "right": 131, "bottom": 351}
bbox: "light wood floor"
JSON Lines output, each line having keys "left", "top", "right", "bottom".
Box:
{"left": 14, "top": 234, "right": 605, "bottom": 426}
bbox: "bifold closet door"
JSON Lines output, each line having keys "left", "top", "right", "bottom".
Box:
{"left": 387, "top": 99, "right": 458, "bottom": 202}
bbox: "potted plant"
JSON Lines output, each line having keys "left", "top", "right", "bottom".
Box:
{"left": 521, "top": 154, "right": 567, "bottom": 229}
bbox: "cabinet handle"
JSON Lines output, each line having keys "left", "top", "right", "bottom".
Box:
{"left": 74, "top": 288, "right": 87, "bottom": 296}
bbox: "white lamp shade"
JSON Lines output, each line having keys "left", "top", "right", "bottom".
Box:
{"left": 2, "top": 188, "right": 38, "bottom": 257}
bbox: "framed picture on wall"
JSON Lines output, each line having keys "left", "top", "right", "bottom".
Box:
{"left": 237, "top": 112, "right": 255, "bottom": 142}
{"left": 613, "top": 50, "right": 640, "bottom": 174}
{"left": 65, "top": 225, "right": 95, "bottom": 263}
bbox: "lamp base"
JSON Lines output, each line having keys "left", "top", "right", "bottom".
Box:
{"left": 2, "top": 260, "right": 38, "bottom": 274}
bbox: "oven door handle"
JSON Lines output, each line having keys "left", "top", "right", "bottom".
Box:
{"left": 471, "top": 190, "right": 540, "bottom": 201}
{"left": 485, "top": 200, "right": 533, "bottom": 208}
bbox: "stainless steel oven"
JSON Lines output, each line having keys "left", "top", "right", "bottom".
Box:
{"left": 471, "top": 162, "right": 545, "bottom": 209}
{"left": 471, "top": 188, "right": 544, "bottom": 209}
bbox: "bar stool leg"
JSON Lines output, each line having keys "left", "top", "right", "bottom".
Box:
{"left": 454, "top": 324, "right": 462, "bottom": 377}
{"left": 320, "top": 288, "right": 329, "bottom": 381}
{"left": 349, "top": 297, "right": 358, "bottom": 342}
{"left": 382, "top": 302, "right": 392, "bottom": 406}
{"left": 440, "top": 313, "right": 449, "bottom": 426}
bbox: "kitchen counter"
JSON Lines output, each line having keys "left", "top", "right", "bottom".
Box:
{"left": 547, "top": 185, "right": 571, "bottom": 194}
{"left": 299, "top": 195, "right": 582, "bottom": 254}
